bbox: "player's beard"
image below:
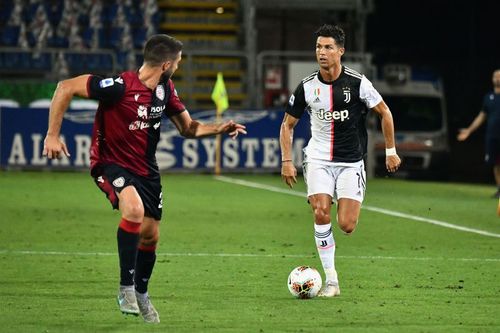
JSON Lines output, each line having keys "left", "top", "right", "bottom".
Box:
{"left": 161, "top": 68, "right": 174, "bottom": 82}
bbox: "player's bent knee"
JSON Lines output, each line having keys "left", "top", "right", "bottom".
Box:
{"left": 122, "top": 203, "right": 144, "bottom": 222}
{"left": 338, "top": 216, "right": 358, "bottom": 234}
{"left": 139, "top": 234, "right": 159, "bottom": 247}
{"left": 313, "top": 208, "right": 331, "bottom": 225}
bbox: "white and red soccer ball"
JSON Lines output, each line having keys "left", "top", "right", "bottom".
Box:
{"left": 287, "top": 266, "right": 322, "bottom": 299}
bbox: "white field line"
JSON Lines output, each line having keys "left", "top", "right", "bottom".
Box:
{"left": 214, "top": 176, "right": 500, "bottom": 239}
{"left": 0, "top": 250, "right": 499, "bottom": 262}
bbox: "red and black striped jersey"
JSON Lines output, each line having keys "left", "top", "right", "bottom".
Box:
{"left": 87, "top": 71, "right": 185, "bottom": 179}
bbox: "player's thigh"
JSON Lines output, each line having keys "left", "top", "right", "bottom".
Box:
{"left": 337, "top": 198, "right": 362, "bottom": 222}
{"left": 118, "top": 185, "right": 144, "bottom": 217}
{"left": 134, "top": 177, "right": 163, "bottom": 221}
{"left": 304, "top": 162, "right": 335, "bottom": 197}
{"left": 94, "top": 164, "right": 145, "bottom": 220}
{"left": 335, "top": 164, "right": 366, "bottom": 203}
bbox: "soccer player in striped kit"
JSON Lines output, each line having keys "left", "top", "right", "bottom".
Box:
{"left": 43, "top": 34, "right": 246, "bottom": 322}
{"left": 280, "top": 24, "right": 401, "bottom": 296}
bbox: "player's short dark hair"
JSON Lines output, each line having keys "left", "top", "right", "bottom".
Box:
{"left": 143, "top": 34, "right": 183, "bottom": 66}
{"left": 315, "top": 24, "right": 345, "bottom": 47}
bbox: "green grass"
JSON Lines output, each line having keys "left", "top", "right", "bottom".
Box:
{"left": 0, "top": 171, "right": 499, "bottom": 332}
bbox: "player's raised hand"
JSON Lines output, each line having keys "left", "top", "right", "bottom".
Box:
{"left": 218, "top": 120, "right": 247, "bottom": 139}
{"left": 281, "top": 161, "right": 297, "bottom": 188}
{"left": 43, "top": 135, "right": 70, "bottom": 159}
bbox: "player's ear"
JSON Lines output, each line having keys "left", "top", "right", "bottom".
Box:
{"left": 161, "top": 61, "right": 170, "bottom": 72}
{"left": 339, "top": 47, "right": 345, "bottom": 56}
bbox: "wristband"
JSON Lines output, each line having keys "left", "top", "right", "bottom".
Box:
{"left": 282, "top": 159, "right": 292, "bottom": 163}
{"left": 385, "top": 147, "right": 397, "bottom": 156}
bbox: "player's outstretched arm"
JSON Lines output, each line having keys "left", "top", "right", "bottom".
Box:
{"left": 371, "top": 100, "right": 401, "bottom": 173}
{"left": 279, "top": 114, "right": 299, "bottom": 188}
{"left": 44, "top": 75, "right": 91, "bottom": 159}
{"left": 457, "top": 111, "right": 486, "bottom": 141}
{"left": 170, "top": 111, "right": 246, "bottom": 139}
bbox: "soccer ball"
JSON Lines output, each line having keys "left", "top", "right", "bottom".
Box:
{"left": 287, "top": 266, "right": 322, "bottom": 299}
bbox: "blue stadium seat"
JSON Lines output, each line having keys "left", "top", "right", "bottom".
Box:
{"left": 1, "top": 25, "right": 20, "bottom": 46}
{"left": 109, "top": 27, "right": 124, "bottom": 49}
{"left": 135, "top": 53, "right": 144, "bottom": 65}
{"left": 80, "top": 27, "right": 93, "bottom": 48}
{"left": 3, "top": 53, "right": 19, "bottom": 68}
{"left": 124, "top": 6, "right": 143, "bottom": 26}
{"left": 19, "top": 52, "right": 31, "bottom": 69}
{"left": 97, "top": 28, "right": 110, "bottom": 49}
{"left": 26, "top": 31, "right": 36, "bottom": 47}
{"left": 101, "top": 3, "right": 118, "bottom": 24}
{"left": 47, "top": 35, "right": 69, "bottom": 48}
{"left": 0, "top": 0, "right": 14, "bottom": 22}
{"left": 31, "top": 53, "right": 52, "bottom": 71}
{"left": 65, "top": 53, "right": 84, "bottom": 71}
{"left": 86, "top": 54, "right": 100, "bottom": 71}
{"left": 22, "top": 3, "right": 39, "bottom": 24}
{"left": 116, "top": 51, "right": 128, "bottom": 69}
{"left": 44, "top": 1, "right": 63, "bottom": 26}
{"left": 100, "top": 54, "right": 113, "bottom": 71}
{"left": 132, "top": 27, "right": 146, "bottom": 49}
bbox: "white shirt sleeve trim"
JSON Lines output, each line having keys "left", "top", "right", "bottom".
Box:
{"left": 360, "top": 75, "right": 383, "bottom": 109}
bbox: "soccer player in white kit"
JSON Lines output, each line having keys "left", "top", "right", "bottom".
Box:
{"left": 280, "top": 24, "right": 401, "bottom": 297}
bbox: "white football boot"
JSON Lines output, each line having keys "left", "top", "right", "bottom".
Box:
{"left": 117, "top": 286, "right": 140, "bottom": 316}
{"left": 136, "top": 292, "right": 160, "bottom": 323}
{"left": 317, "top": 281, "right": 341, "bottom": 297}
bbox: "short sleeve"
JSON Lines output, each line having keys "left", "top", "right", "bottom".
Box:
{"left": 87, "top": 75, "right": 125, "bottom": 104}
{"left": 164, "top": 80, "right": 186, "bottom": 117}
{"left": 359, "top": 76, "right": 383, "bottom": 109}
{"left": 285, "top": 82, "right": 307, "bottom": 118}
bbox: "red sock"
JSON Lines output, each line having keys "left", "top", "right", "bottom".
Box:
{"left": 119, "top": 218, "right": 141, "bottom": 234}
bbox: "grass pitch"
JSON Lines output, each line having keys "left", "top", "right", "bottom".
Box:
{"left": 0, "top": 171, "right": 499, "bottom": 332}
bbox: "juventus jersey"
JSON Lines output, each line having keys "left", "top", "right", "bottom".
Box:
{"left": 286, "top": 66, "right": 382, "bottom": 163}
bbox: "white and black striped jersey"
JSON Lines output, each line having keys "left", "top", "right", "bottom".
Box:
{"left": 286, "top": 66, "right": 382, "bottom": 163}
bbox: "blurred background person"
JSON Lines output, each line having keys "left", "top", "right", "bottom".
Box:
{"left": 457, "top": 69, "right": 500, "bottom": 198}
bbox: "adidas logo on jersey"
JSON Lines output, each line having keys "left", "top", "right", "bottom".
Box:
{"left": 315, "top": 109, "right": 349, "bottom": 122}
{"left": 313, "top": 97, "right": 321, "bottom": 103}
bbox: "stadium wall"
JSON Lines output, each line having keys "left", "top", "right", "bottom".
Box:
{"left": 0, "top": 108, "right": 310, "bottom": 172}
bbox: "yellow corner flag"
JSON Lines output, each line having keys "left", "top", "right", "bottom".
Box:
{"left": 211, "top": 72, "right": 229, "bottom": 114}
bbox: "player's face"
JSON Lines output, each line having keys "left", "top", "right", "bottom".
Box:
{"left": 492, "top": 70, "right": 500, "bottom": 88}
{"left": 161, "top": 51, "right": 182, "bottom": 81}
{"left": 316, "top": 37, "right": 344, "bottom": 69}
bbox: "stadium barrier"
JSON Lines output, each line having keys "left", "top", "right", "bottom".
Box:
{"left": 0, "top": 107, "right": 310, "bottom": 172}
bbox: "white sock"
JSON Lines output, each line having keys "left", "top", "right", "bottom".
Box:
{"left": 314, "top": 223, "right": 338, "bottom": 284}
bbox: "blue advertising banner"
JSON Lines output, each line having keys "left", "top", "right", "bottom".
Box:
{"left": 0, "top": 107, "right": 311, "bottom": 171}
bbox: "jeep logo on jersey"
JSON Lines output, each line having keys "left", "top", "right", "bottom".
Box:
{"left": 316, "top": 109, "right": 349, "bottom": 122}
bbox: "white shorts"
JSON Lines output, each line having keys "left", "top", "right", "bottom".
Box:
{"left": 303, "top": 159, "right": 366, "bottom": 203}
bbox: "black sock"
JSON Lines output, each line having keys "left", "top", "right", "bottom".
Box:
{"left": 135, "top": 248, "right": 157, "bottom": 293}
{"left": 117, "top": 227, "right": 140, "bottom": 286}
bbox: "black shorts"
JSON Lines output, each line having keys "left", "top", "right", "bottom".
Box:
{"left": 93, "top": 164, "right": 163, "bottom": 220}
{"left": 485, "top": 137, "right": 500, "bottom": 166}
